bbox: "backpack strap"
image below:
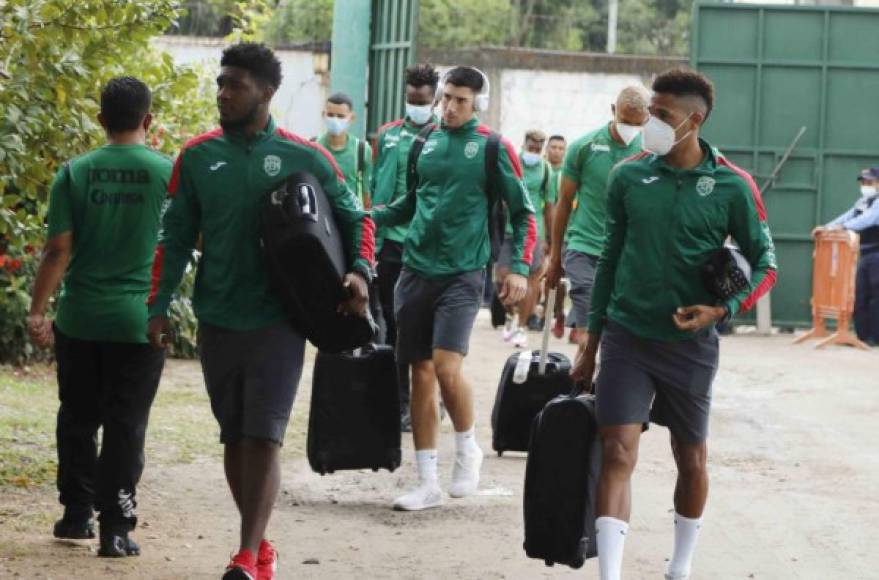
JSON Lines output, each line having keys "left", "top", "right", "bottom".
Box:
{"left": 484, "top": 132, "right": 504, "bottom": 262}
{"left": 541, "top": 160, "right": 550, "bottom": 195}
{"left": 405, "top": 124, "right": 436, "bottom": 198}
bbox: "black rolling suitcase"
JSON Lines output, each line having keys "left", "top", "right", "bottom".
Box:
{"left": 261, "top": 171, "right": 376, "bottom": 353}
{"left": 523, "top": 389, "right": 602, "bottom": 569}
{"left": 307, "top": 344, "right": 402, "bottom": 475}
{"left": 491, "top": 288, "right": 573, "bottom": 455}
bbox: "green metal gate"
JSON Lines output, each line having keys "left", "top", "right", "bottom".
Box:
{"left": 367, "top": 0, "right": 419, "bottom": 138}
{"left": 691, "top": 2, "right": 879, "bottom": 327}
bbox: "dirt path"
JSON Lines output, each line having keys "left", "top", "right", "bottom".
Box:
{"left": 1, "top": 312, "right": 878, "bottom": 579}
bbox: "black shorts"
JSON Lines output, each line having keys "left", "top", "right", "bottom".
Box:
{"left": 394, "top": 269, "right": 485, "bottom": 363}
{"left": 595, "top": 320, "right": 719, "bottom": 444}
{"left": 198, "top": 322, "right": 305, "bottom": 444}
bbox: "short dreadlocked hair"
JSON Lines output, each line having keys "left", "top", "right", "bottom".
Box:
{"left": 405, "top": 63, "right": 439, "bottom": 92}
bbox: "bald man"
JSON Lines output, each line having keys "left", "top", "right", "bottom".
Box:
{"left": 545, "top": 86, "right": 650, "bottom": 361}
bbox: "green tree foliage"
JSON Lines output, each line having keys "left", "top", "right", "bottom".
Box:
{"left": 0, "top": 0, "right": 218, "bottom": 363}
{"left": 262, "top": 0, "right": 334, "bottom": 46}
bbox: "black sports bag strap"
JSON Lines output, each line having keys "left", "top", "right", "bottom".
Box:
{"left": 405, "top": 124, "right": 436, "bottom": 199}
{"left": 484, "top": 132, "right": 505, "bottom": 262}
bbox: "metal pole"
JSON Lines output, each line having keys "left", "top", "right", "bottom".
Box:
{"left": 607, "top": 0, "right": 618, "bottom": 54}
{"left": 330, "top": 0, "right": 372, "bottom": 139}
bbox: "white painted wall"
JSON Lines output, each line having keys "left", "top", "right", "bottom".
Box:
{"left": 153, "top": 36, "right": 329, "bottom": 139}
{"left": 498, "top": 69, "right": 647, "bottom": 148}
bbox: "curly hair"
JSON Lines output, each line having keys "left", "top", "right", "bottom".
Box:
{"left": 652, "top": 67, "right": 715, "bottom": 119}
{"left": 405, "top": 63, "right": 439, "bottom": 91}
{"left": 220, "top": 42, "right": 283, "bottom": 89}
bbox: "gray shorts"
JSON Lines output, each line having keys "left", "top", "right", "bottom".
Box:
{"left": 198, "top": 322, "right": 305, "bottom": 444}
{"left": 564, "top": 249, "right": 599, "bottom": 328}
{"left": 496, "top": 235, "right": 543, "bottom": 274}
{"left": 595, "top": 320, "right": 719, "bottom": 444}
{"left": 394, "top": 269, "right": 485, "bottom": 363}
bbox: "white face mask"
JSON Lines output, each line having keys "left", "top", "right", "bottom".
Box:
{"left": 521, "top": 151, "right": 541, "bottom": 167}
{"left": 405, "top": 103, "right": 433, "bottom": 125}
{"left": 325, "top": 116, "right": 350, "bottom": 136}
{"left": 615, "top": 122, "right": 642, "bottom": 146}
{"left": 641, "top": 113, "right": 693, "bottom": 156}
{"left": 861, "top": 185, "right": 878, "bottom": 197}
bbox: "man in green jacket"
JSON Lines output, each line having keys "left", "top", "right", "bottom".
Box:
{"left": 27, "top": 77, "right": 169, "bottom": 559}
{"left": 317, "top": 92, "right": 372, "bottom": 207}
{"left": 147, "top": 43, "right": 373, "bottom": 580}
{"left": 373, "top": 66, "right": 536, "bottom": 511}
{"left": 574, "top": 68, "right": 777, "bottom": 580}
{"left": 371, "top": 63, "right": 440, "bottom": 430}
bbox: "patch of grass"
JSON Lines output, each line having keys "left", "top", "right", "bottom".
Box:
{"left": 0, "top": 368, "right": 58, "bottom": 488}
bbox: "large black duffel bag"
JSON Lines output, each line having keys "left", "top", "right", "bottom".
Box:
{"left": 261, "top": 171, "right": 376, "bottom": 353}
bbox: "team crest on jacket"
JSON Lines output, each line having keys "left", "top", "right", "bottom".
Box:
{"left": 264, "top": 154, "right": 282, "bottom": 177}
{"left": 696, "top": 176, "right": 716, "bottom": 197}
{"left": 464, "top": 141, "right": 479, "bottom": 159}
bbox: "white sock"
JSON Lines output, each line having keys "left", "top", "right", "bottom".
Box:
{"left": 667, "top": 512, "right": 701, "bottom": 576}
{"left": 415, "top": 449, "right": 438, "bottom": 485}
{"left": 596, "top": 516, "right": 628, "bottom": 580}
{"left": 454, "top": 427, "right": 478, "bottom": 455}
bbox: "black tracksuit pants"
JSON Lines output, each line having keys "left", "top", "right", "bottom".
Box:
{"left": 54, "top": 327, "right": 165, "bottom": 531}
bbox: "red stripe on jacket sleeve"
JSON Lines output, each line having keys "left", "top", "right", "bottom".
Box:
{"left": 523, "top": 214, "right": 538, "bottom": 266}
{"left": 147, "top": 245, "right": 165, "bottom": 306}
{"left": 718, "top": 156, "right": 768, "bottom": 221}
{"left": 360, "top": 215, "right": 376, "bottom": 266}
{"left": 718, "top": 156, "right": 777, "bottom": 311}
{"left": 277, "top": 127, "right": 375, "bottom": 266}
{"left": 738, "top": 268, "right": 777, "bottom": 313}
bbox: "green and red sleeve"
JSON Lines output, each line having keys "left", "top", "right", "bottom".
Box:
{"left": 719, "top": 157, "right": 778, "bottom": 316}
{"left": 147, "top": 129, "right": 220, "bottom": 318}
{"left": 487, "top": 127, "right": 537, "bottom": 277}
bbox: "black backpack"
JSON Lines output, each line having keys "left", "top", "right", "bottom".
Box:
{"left": 406, "top": 125, "right": 505, "bottom": 262}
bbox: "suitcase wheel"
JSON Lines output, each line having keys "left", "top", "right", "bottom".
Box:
{"left": 497, "top": 451, "right": 503, "bottom": 457}
{"left": 544, "top": 560, "right": 554, "bottom": 568}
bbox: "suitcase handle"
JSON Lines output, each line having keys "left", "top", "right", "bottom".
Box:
{"left": 538, "top": 280, "right": 565, "bottom": 375}
{"left": 297, "top": 183, "right": 319, "bottom": 223}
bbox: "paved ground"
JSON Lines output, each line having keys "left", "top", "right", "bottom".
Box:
{"left": 1, "top": 311, "right": 878, "bottom": 579}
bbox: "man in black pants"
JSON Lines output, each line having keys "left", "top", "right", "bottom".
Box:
{"left": 27, "top": 77, "right": 170, "bottom": 557}
{"left": 371, "top": 63, "right": 440, "bottom": 431}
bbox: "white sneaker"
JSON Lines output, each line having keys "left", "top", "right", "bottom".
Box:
{"left": 392, "top": 482, "right": 443, "bottom": 511}
{"left": 448, "top": 447, "right": 483, "bottom": 498}
{"left": 512, "top": 327, "right": 528, "bottom": 349}
{"left": 502, "top": 318, "right": 515, "bottom": 342}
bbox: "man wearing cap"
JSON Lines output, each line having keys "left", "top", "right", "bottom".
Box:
{"left": 814, "top": 166, "right": 879, "bottom": 345}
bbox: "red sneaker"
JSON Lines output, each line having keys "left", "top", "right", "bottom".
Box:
{"left": 257, "top": 540, "right": 278, "bottom": 580}
{"left": 552, "top": 315, "right": 565, "bottom": 339}
{"left": 223, "top": 549, "right": 258, "bottom": 580}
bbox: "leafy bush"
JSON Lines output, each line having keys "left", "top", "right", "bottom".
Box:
{"left": 0, "top": 0, "right": 218, "bottom": 363}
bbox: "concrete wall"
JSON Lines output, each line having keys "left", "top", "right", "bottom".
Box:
{"left": 153, "top": 38, "right": 685, "bottom": 146}
{"left": 153, "top": 36, "right": 330, "bottom": 139}
{"left": 419, "top": 47, "right": 685, "bottom": 147}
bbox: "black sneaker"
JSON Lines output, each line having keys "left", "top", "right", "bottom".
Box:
{"left": 98, "top": 528, "right": 140, "bottom": 557}
{"left": 53, "top": 509, "right": 96, "bottom": 540}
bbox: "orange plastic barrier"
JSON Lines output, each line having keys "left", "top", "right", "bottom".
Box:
{"left": 794, "top": 230, "right": 868, "bottom": 349}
